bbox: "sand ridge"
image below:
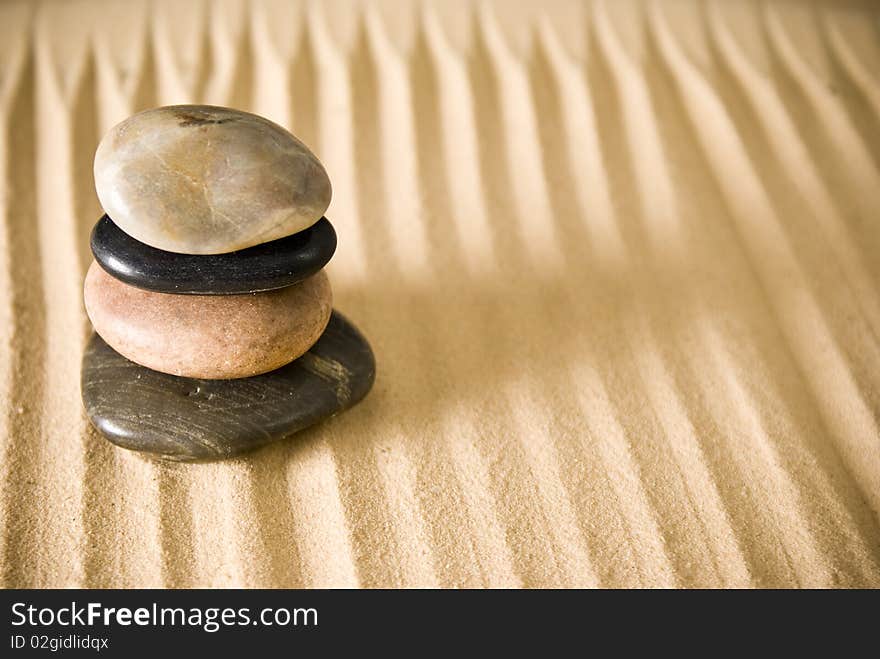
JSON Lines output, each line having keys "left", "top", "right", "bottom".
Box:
{"left": 1, "top": 0, "right": 879, "bottom": 588}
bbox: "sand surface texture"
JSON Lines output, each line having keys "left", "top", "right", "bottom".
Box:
{"left": 1, "top": 0, "right": 879, "bottom": 588}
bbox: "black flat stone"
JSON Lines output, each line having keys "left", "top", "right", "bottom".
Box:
{"left": 90, "top": 214, "right": 337, "bottom": 294}
{"left": 81, "top": 310, "right": 375, "bottom": 461}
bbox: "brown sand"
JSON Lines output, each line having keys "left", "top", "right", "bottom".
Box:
{"left": 1, "top": 0, "right": 879, "bottom": 588}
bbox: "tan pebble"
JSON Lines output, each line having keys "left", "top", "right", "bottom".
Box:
{"left": 84, "top": 262, "right": 332, "bottom": 379}
{"left": 94, "top": 105, "right": 331, "bottom": 254}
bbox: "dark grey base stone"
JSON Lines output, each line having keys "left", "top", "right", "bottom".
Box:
{"left": 81, "top": 310, "right": 375, "bottom": 461}
{"left": 90, "top": 214, "right": 337, "bottom": 295}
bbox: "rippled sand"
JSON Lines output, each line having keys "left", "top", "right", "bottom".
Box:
{"left": 1, "top": 0, "right": 879, "bottom": 588}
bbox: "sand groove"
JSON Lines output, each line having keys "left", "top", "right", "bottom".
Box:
{"left": 2, "top": 0, "right": 879, "bottom": 588}
{"left": 653, "top": 4, "right": 880, "bottom": 526}
{"left": 531, "top": 22, "right": 676, "bottom": 587}
{"left": 0, "top": 5, "right": 42, "bottom": 588}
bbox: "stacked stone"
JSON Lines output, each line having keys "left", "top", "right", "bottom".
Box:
{"left": 81, "top": 105, "right": 375, "bottom": 461}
